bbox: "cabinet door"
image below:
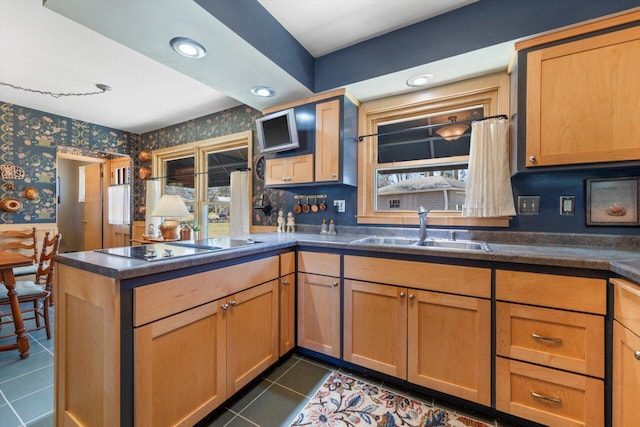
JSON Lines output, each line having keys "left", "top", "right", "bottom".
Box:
{"left": 315, "top": 99, "right": 340, "bottom": 182}
{"left": 264, "top": 158, "right": 287, "bottom": 186}
{"left": 265, "top": 154, "right": 314, "bottom": 186}
{"left": 288, "top": 154, "right": 314, "bottom": 184}
{"left": 297, "top": 272, "right": 341, "bottom": 357}
{"left": 344, "top": 280, "right": 407, "bottom": 377}
{"left": 225, "top": 280, "right": 279, "bottom": 395}
{"left": 613, "top": 320, "right": 640, "bottom": 427}
{"left": 135, "top": 301, "right": 226, "bottom": 427}
{"left": 526, "top": 26, "right": 640, "bottom": 167}
{"left": 280, "top": 272, "right": 296, "bottom": 356}
{"left": 407, "top": 290, "right": 491, "bottom": 405}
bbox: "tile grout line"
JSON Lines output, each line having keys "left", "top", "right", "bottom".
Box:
{"left": 9, "top": 383, "right": 53, "bottom": 405}
{"left": 0, "top": 389, "right": 26, "bottom": 427}
{"left": 0, "top": 362, "right": 53, "bottom": 387}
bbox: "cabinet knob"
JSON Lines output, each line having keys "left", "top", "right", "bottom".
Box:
{"left": 400, "top": 292, "right": 405, "bottom": 298}
{"left": 282, "top": 280, "right": 290, "bottom": 285}
{"left": 331, "top": 173, "right": 337, "bottom": 179}
{"left": 229, "top": 300, "right": 237, "bottom": 306}
{"left": 529, "top": 155, "right": 537, "bottom": 163}
{"left": 409, "top": 294, "right": 415, "bottom": 300}
{"left": 332, "top": 281, "right": 339, "bottom": 287}
{"left": 221, "top": 303, "right": 229, "bottom": 310}
{"left": 635, "top": 350, "right": 640, "bottom": 361}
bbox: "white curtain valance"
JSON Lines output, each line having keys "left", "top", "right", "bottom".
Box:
{"left": 464, "top": 118, "right": 516, "bottom": 217}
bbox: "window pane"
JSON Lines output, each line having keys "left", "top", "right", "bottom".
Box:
{"left": 204, "top": 147, "right": 248, "bottom": 238}
{"left": 376, "top": 107, "right": 482, "bottom": 164}
{"left": 376, "top": 166, "right": 468, "bottom": 212}
{"left": 164, "top": 156, "right": 195, "bottom": 203}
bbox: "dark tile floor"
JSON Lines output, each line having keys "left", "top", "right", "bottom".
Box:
{"left": 1, "top": 305, "right": 507, "bottom": 427}
{"left": 0, "top": 305, "right": 54, "bottom": 427}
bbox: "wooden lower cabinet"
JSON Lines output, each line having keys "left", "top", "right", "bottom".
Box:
{"left": 343, "top": 279, "right": 491, "bottom": 405}
{"left": 297, "top": 272, "right": 341, "bottom": 357}
{"left": 134, "top": 280, "right": 278, "bottom": 426}
{"left": 225, "top": 281, "right": 279, "bottom": 395}
{"left": 612, "top": 278, "right": 640, "bottom": 427}
{"left": 279, "top": 272, "right": 296, "bottom": 355}
{"left": 279, "top": 252, "right": 296, "bottom": 356}
{"left": 343, "top": 280, "right": 407, "bottom": 377}
{"left": 407, "top": 290, "right": 491, "bottom": 405}
{"left": 613, "top": 321, "right": 640, "bottom": 427}
{"left": 297, "top": 251, "right": 341, "bottom": 358}
{"left": 134, "top": 302, "right": 226, "bottom": 427}
{"left": 496, "top": 358, "right": 604, "bottom": 427}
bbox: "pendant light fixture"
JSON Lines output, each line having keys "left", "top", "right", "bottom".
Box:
{"left": 435, "top": 116, "right": 469, "bottom": 141}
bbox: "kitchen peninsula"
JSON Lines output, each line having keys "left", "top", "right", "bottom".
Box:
{"left": 54, "top": 232, "right": 640, "bottom": 427}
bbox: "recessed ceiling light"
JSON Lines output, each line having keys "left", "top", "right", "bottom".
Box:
{"left": 170, "top": 37, "right": 207, "bottom": 59}
{"left": 251, "top": 86, "right": 275, "bottom": 97}
{"left": 406, "top": 73, "right": 434, "bottom": 87}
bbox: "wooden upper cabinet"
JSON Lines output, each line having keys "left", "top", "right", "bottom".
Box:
{"left": 525, "top": 25, "right": 640, "bottom": 167}
{"left": 315, "top": 99, "right": 341, "bottom": 182}
{"left": 264, "top": 153, "right": 314, "bottom": 186}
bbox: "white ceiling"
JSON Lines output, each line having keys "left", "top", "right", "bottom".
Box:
{"left": 0, "top": 0, "right": 513, "bottom": 134}
{"left": 256, "top": 0, "right": 478, "bottom": 57}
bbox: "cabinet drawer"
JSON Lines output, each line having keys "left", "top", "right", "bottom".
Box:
{"left": 298, "top": 251, "right": 340, "bottom": 276}
{"left": 344, "top": 255, "right": 490, "bottom": 298}
{"left": 134, "top": 256, "right": 279, "bottom": 326}
{"left": 496, "top": 270, "right": 606, "bottom": 314}
{"left": 496, "top": 358, "right": 604, "bottom": 427}
{"left": 280, "top": 251, "right": 295, "bottom": 276}
{"left": 612, "top": 278, "right": 640, "bottom": 336}
{"left": 496, "top": 302, "right": 604, "bottom": 377}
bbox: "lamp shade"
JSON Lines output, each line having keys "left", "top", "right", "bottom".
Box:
{"left": 435, "top": 116, "right": 469, "bottom": 141}
{"left": 151, "top": 194, "right": 190, "bottom": 218}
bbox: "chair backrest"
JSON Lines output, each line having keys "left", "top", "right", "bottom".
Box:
{"left": 36, "top": 232, "right": 62, "bottom": 287}
{"left": 0, "top": 227, "right": 38, "bottom": 264}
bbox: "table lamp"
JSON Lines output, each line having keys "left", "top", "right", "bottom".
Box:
{"left": 151, "top": 194, "right": 191, "bottom": 240}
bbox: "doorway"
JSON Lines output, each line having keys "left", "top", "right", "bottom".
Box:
{"left": 56, "top": 154, "right": 104, "bottom": 253}
{"left": 56, "top": 152, "right": 132, "bottom": 252}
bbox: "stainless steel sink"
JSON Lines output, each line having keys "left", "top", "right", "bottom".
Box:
{"left": 351, "top": 236, "right": 490, "bottom": 252}
{"left": 416, "top": 239, "right": 490, "bottom": 251}
{"left": 351, "top": 237, "right": 419, "bottom": 246}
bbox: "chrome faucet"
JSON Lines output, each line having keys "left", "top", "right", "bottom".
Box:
{"left": 418, "top": 206, "right": 431, "bottom": 243}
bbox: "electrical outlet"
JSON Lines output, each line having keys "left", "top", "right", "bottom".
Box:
{"left": 560, "top": 196, "right": 575, "bottom": 215}
{"left": 518, "top": 196, "right": 540, "bottom": 215}
{"left": 334, "top": 200, "right": 345, "bottom": 213}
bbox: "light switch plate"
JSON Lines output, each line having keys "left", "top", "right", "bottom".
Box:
{"left": 518, "top": 196, "right": 540, "bottom": 215}
{"left": 560, "top": 196, "right": 575, "bottom": 215}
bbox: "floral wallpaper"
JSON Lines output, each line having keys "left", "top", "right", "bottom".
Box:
{"left": 0, "top": 101, "right": 132, "bottom": 224}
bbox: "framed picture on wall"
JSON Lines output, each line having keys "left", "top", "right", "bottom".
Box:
{"left": 586, "top": 177, "right": 640, "bottom": 226}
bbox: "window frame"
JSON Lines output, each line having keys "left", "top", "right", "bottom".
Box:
{"left": 152, "top": 131, "right": 252, "bottom": 233}
{"left": 357, "top": 73, "right": 511, "bottom": 227}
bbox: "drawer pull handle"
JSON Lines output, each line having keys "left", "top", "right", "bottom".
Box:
{"left": 531, "top": 333, "right": 562, "bottom": 343}
{"left": 531, "top": 391, "right": 561, "bottom": 404}
{"left": 282, "top": 280, "right": 290, "bottom": 285}
{"left": 635, "top": 350, "right": 640, "bottom": 361}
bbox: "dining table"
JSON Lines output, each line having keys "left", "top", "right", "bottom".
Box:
{"left": 0, "top": 251, "right": 33, "bottom": 358}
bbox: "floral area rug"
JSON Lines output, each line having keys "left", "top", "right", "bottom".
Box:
{"left": 289, "top": 372, "right": 491, "bottom": 427}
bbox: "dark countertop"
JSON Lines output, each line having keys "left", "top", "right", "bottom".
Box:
{"left": 55, "top": 232, "right": 640, "bottom": 283}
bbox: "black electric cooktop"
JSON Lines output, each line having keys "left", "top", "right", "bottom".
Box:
{"left": 96, "top": 238, "right": 260, "bottom": 262}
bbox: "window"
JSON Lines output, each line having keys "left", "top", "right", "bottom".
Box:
{"left": 357, "top": 73, "right": 510, "bottom": 226}
{"left": 152, "top": 131, "right": 252, "bottom": 237}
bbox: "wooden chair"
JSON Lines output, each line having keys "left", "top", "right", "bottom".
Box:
{"left": 0, "top": 232, "right": 61, "bottom": 340}
{"left": 0, "top": 227, "right": 38, "bottom": 278}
